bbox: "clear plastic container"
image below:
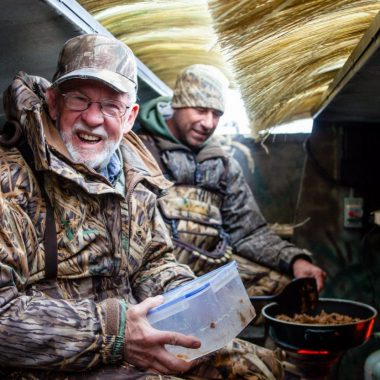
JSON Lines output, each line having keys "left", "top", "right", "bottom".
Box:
{"left": 147, "top": 261, "right": 256, "bottom": 361}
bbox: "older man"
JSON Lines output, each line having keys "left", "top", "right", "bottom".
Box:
{"left": 0, "top": 34, "right": 283, "bottom": 379}
{"left": 137, "top": 64, "right": 326, "bottom": 298}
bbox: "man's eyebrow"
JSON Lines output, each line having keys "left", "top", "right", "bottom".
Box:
{"left": 195, "top": 107, "right": 223, "bottom": 116}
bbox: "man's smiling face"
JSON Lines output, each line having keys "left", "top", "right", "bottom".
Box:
{"left": 169, "top": 107, "right": 222, "bottom": 149}
{"left": 46, "top": 79, "right": 138, "bottom": 170}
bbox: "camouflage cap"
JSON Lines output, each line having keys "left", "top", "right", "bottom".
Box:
{"left": 171, "top": 64, "right": 229, "bottom": 113}
{"left": 52, "top": 34, "right": 137, "bottom": 93}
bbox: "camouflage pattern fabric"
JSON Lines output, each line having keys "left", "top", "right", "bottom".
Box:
{"left": 171, "top": 64, "right": 228, "bottom": 113}
{"left": 158, "top": 186, "right": 290, "bottom": 293}
{"left": 52, "top": 34, "right": 137, "bottom": 93}
{"left": 0, "top": 366, "right": 161, "bottom": 380}
{"left": 2, "top": 339, "right": 284, "bottom": 380}
{"left": 0, "top": 72, "right": 284, "bottom": 380}
{"left": 138, "top": 128, "right": 312, "bottom": 283}
{"left": 0, "top": 72, "right": 195, "bottom": 374}
{"left": 188, "top": 339, "right": 284, "bottom": 380}
{"left": 158, "top": 186, "right": 233, "bottom": 275}
{"left": 233, "top": 255, "right": 291, "bottom": 297}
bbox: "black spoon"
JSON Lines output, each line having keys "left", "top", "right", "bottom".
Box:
{"left": 250, "top": 277, "right": 318, "bottom": 315}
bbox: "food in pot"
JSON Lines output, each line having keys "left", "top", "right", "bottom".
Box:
{"left": 276, "top": 310, "right": 361, "bottom": 324}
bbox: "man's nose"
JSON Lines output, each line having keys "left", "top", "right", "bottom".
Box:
{"left": 81, "top": 102, "right": 104, "bottom": 126}
{"left": 202, "top": 111, "right": 215, "bottom": 129}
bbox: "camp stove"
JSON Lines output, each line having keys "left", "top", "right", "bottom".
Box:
{"left": 278, "top": 346, "right": 344, "bottom": 380}
{"left": 262, "top": 298, "right": 377, "bottom": 380}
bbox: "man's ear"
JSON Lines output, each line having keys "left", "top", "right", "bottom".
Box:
{"left": 45, "top": 87, "right": 59, "bottom": 121}
{"left": 123, "top": 103, "right": 139, "bottom": 134}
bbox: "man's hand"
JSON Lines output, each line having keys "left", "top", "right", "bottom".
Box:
{"left": 292, "top": 258, "right": 327, "bottom": 292}
{"left": 124, "top": 296, "right": 201, "bottom": 374}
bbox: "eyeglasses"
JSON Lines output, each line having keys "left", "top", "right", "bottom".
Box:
{"left": 60, "top": 92, "right": 130, "bottom": 118}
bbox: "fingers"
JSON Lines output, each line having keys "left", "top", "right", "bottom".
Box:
{"left": 314, "top": 271, "right": 323, "bottom": 292}
{"left": 124, "top": 299, "right": 201, "bottom": 375}
{"left": 149, "top": 331, "right": 201, "bottom": 373}
{"left": 308, "top": 265, "right": 327, "bottom": 292}
{"left": 315, "top": 269, "right": 327, "bottom": 292}
{"left": 292, "top": 258, "right": 327, "bottom": 292}
{"left": 127, "top": 332, "right": 195, "bottom": 374}
{"left": 146, "top": 353, "right": 177, "bottom": 375}
{"left": 133, "top": 295, "right": 164, "bottom": 316}
{"left": 152, "top": 348, "right": 194, "bottom": 374}
{"left": 156, "top": 330, "right": 201, "bottom": 350}
{"left": 304, "top": 267, "right": 326, "bottom": 292}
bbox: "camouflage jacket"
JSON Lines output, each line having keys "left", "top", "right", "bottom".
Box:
{"left": 137, "top": 98, "right": 312, "bottom": 275}
{"left": 0, "top": 73, "right": 195, "bottom": 375}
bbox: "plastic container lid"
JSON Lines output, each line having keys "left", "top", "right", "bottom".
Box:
{"left": 147, "top": 261, "right": 256, "bottom": 361}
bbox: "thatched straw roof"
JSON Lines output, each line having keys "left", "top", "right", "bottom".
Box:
{"left": 208, "top": 0, "right": 380, "bottom": 134}
{"left": 78, "top": 0, "right": 232, "bottom": 86}
{"left": 79, "top": 0, "right": 380, "bottom": 136}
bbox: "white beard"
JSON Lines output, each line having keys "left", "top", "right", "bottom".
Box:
{"left": 59, "top": 123, "right": 122, "bottom": 171}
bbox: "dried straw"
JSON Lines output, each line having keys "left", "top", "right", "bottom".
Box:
{"left": 79, "top": 0, "right": 380, "bottom": 135}
{"left": 79, "top": 0, "right": 233, "bottom": 88}
{"left": 208, "top": 0, "right": 380, "bottom": 135}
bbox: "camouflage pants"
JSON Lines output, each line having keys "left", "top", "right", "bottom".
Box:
{"left": 185, "top": 338, "right": 284, "bottom": 380}
{"left": 2, "top": 339, "right": 283, "bottom": 380}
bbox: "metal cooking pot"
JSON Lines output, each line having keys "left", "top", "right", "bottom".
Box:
{"left": 262, "top": 298, "right": 377, "bottom": 352}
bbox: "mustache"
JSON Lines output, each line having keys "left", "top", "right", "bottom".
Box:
{"left": 72, "top": 123, "right": 108, "bottom": 139}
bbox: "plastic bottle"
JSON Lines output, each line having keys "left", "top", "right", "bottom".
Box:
{"left": 364, "top": 349, "right": 380, "bottom": 380}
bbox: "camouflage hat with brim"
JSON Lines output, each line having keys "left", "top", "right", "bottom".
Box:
{"left": 171, "top": 64, "right": 229, "bottom": 113}
{"left": 52, "top": 34, "right": 137, "bottom": 93}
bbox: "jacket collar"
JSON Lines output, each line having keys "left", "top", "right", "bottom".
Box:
{"left": 5, "top": 71, "right": 172, "bottom": 196}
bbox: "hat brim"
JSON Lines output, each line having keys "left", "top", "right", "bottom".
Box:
{"left": 53, "top": 68, "right": 136, "bottom": 94}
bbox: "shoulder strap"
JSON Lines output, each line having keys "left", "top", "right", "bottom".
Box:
{"left": 17, "top": 140, "right": 58, "bottom": 280}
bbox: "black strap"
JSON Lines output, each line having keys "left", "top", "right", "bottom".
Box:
{"left": 17, "top": 141, "right": 58, "bottom": 279}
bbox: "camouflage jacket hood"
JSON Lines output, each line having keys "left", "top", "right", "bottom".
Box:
{"left": 138, "top": 101, "right": 312, "bottom": 276}
{"left": 138, "top": 95, "right": 179, "bottom": 144}
{"left": 0, "top": 72, "right": 195, "bottom": 377}
{"left": 3, "top": 72, "right": 170, "bottom": 190}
